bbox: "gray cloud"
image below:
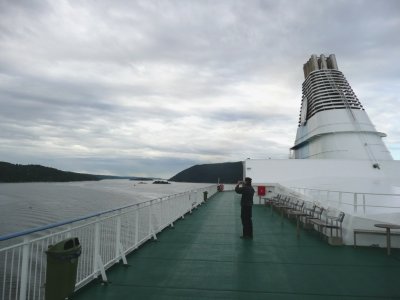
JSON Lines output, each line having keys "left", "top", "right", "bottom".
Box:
{"left": 1, "top": 0, "right": 399, "bottom": 177}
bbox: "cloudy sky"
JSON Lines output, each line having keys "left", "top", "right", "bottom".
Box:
{"left": 0, "top": 0, "right": 399, "bottom": 178}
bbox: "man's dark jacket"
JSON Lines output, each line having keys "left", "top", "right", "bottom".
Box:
{"left": 235, "top": 184, "right": 255, "bottom": 206}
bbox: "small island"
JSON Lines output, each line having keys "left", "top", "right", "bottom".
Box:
{"left": 152, "top": 180, "right": 171, "bottom": 184}
{"left": 129, "top": 177, "right": 153, "bottom": 181}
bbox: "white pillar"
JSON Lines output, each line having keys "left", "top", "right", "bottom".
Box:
{"left": 320, "top": 54, "right": 327, "bottom": 69}
{"left": 329, "top": 54, "right": 338, "bottom": 70}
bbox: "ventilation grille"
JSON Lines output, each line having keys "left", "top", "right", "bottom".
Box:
{"left": 298, "top": 69, "right": 363, "bottom": 125}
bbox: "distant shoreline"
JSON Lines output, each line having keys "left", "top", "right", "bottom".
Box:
{"left": 0, "top": 160, "right": 243, "bottom": 184}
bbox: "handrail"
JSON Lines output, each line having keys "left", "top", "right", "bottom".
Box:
{"left": 290, "top": 186, "right": 400, "bottom": 216}
{"left": 0, "top": 186, "right": 215, "bottom": 241}
{"left": 291, "top": 186, "right": 400, "bottom": 197}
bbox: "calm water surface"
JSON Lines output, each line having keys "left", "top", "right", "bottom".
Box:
{"left": 0, "top": 180, "right": 211, "bottom": 236}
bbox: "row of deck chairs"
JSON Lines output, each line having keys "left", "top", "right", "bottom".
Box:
{"left": 267, "top": 194, "right": 345, "bottom": 244}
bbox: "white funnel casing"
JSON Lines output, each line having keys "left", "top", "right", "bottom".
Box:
{"left": 292, "top": 54, "right": 392, "bottom": 163}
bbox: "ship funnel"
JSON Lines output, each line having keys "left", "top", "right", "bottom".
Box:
{"left": 292, "top": 54, "right": 392, "bottom": 162}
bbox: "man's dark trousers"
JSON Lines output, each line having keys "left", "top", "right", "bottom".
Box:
{"left": 241, "top": 205, "right": 253, "bottom": 238}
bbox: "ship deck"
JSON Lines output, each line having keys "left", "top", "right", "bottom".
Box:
{"left": 74, "top": 191, "right": 400, "bottom": 299}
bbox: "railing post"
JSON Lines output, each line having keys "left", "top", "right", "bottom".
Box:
{"left": 115, "top": 215, "right": 121, "bottom": 261}
{"left": 115, "top": 215, "right": 127, "bottom": 265}
{"left": 363, "top": 194, "right": 366, "bottom": 215}
{"left": 189, "top": 193, "right": 192, "bottom": 214}
{"left": 19, "top": 238, "right": 30, "bottom": 300}
{"left": 167, "top": 198, "right": 171, "bottom": 226}
{"left": 169, "top": 196, "right": 174, "bottom": 227}
{"left": 66, "top": 225, "right": 72, "bottom": 238}
{"left": 353, "top": 193, "right": 358, "bottom": 213}
{"left": 148, "top": 201, "right": 157, "bottom": 240}
{"left": 93, "top": 219, "right": 107, "bottom": 282}
{"left": 135, "top": 208, "right": 139, "bottom": 248}
{"left": 181, "top": 195, "right": 185, "bottom": 219}
{"left": 148, "top": 201, "right": 152, "bottom": 237}
{"left": 93, "top": 220, "right": 100, "bottom": 277}
{"left": 160, "top": 198, "right": 164, "bottom": 228}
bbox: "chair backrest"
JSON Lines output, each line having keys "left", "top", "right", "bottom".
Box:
{"left": 337, "top": 212, "right": 345, "bottom": 223}
{"left": 291, "top": 199, "right": 298, "bottom": 208}
{"left": 316, "top": 207, "right": 325, "bottom": 218}
{"left": 311, "top": 204, "right": 316, "bottom": 213}
{"left": 304, "top": 204, "right": 316, "bottom": 216}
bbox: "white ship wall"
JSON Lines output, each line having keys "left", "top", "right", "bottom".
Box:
{"left": 245, "top": 158, "right": 400, "bottom": 194}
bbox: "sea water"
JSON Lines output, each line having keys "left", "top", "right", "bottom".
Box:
{"left": 0, "top": 180, "right": 211, "bottom": 237}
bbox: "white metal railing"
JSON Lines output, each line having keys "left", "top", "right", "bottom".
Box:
{"left": 0, "top": 185, "right": 217, "bottom": 300}
{"left": 290, "top": 186, "right": 400, "bottom": 216}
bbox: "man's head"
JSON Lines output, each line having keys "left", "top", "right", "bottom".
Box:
{"left": 244, "top": 177, "right": 252, "bottom": 185}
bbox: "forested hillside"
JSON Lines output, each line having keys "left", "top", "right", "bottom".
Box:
{"left": 169, "top": 162, "right": 243, "bottom": 184}
{"left": 0, "top": 161, "right": 100, "bottom": 182}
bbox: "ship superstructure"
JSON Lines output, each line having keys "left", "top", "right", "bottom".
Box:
{"left": 244, "top": 54, "right": 400, "bottom": 246}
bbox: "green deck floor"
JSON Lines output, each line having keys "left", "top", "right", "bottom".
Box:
{"left": 75, "top": 191, "right": 400, "bottom": 299}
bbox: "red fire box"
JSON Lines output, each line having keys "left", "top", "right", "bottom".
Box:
{"left": 257, "top": 186, "right": 266, "bottom": 196}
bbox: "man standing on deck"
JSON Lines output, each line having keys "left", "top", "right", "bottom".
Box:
{"left": 235, "top": 177, "right": 255, "bottom": 239}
